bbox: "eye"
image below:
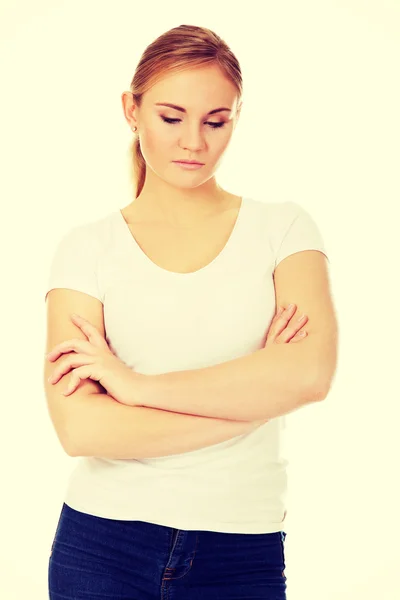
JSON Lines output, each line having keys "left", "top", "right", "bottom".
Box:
{"left": 160, "top": 116, "right": 225, "bottom": 129}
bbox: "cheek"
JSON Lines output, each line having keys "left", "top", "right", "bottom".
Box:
{"left": 139, "top": 127, "right": 177, "bottom": 171}
{"left": 141, "top": 122, "right": 233, "bottom": 161}
{"left": 210, "top": 130, "right": 233, "bottom": 156}
{"left": 142, "top": 123, "right": 175, "bottom": 154}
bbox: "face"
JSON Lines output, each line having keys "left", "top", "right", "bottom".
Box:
{"left": 122, "top": 64, "right": 241, "bottom": 189}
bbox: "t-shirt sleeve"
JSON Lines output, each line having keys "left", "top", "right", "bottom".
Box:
{"left": 44, "top": 224, "right": 103, "bottom": 303}
{"left": 274, "top": 201, "right": 329, "bottom": 269}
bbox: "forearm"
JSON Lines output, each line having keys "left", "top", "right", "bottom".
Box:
{"left": 134, "top": 338, "right": 322, "bottom": 422}
{"left": 68, "top": 392, "right": 261, "bottom": 459}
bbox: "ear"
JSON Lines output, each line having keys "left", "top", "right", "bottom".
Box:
{"left": 236, "top": 101, "right": 242, "bottom": 123}
{"left": 233, "top": 106, "right": 241, "bottom": 130}
{"left": 121, "top": 91, "right": 138, "bottom": 129}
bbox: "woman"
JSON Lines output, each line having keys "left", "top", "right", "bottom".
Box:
{"left": 45, "top": 23, "right": 335, "bottom": 599}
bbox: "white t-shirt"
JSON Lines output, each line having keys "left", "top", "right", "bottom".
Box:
{"left": 44, "top": 197, "right": 328, "bottom": 533}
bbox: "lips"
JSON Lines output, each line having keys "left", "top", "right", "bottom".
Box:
{"left": 173, "top": 160, "right": 204, "bottom": 165}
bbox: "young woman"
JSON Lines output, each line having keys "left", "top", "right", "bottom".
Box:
{"left": 45, "top": 23, "right": 337, "bottom": 599}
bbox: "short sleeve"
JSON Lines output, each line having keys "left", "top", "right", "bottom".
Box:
{"left": 44, "top": 224, "right": 103, "bottom": 303}
{"left": 274, "top": 201, "right": 329, "bottom": 269}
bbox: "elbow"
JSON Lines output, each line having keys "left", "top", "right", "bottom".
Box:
{"left": 311, "top": 355, "right": 338, "bottom": 402}
{"left": 306, "top": 381, "right": 327, "bottom": 403}
{"left": 307, "top": 369, "right": 335, "bottom": 403}
{"left": 66, "top": 446, "right": 78, "bottom": 457}
{"left": 312, "top": 331, "right": 339, "bottom": 402}
{"left": 312, "top": 376, "right": 335, "bottom": 402}
{"left": 64, "top": 429, "right": 80, "bottom": 457}
{"left": 65, "top": 439, "right": 80, "bottom": 457}
{"left": 47, "top": 414, "right": 79, "bottom": 457}
{"left": 63, "top": 414, "right": 83, "bottom": 457}
{"left": 52, "top": 429, "right": 78, "bottom": 457}
{"left": 64, "top": 419, "right": 96, "bottom": 458}
{"left": 66, "top": 437, "right": 87, "bottom": 457}
{"left": 300, "top": 367, "right": 328, "bottom": 405}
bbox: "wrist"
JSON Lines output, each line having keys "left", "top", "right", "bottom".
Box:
{"left": 128, "top": 371, "right": 152, "bottom": 407}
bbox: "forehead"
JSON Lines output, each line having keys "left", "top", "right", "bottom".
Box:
{"left": 145, "top": 65, "right": 238, "bottom": 111}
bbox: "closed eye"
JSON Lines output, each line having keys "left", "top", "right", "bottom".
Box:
{"left": 160, "top": 116, "right": 225, "bottom": 129}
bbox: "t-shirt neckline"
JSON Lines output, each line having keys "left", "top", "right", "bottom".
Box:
{"left": 115, "top": 196, "right": 248, "bottom": 277}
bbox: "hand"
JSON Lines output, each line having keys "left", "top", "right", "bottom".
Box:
{"left": 250, "top": 303, "right": 309, "bottom": 429}
{"left": 265, "top": 303, "right": 308, "bottom": 346}
{"left": 46, "top": 313, "right": 138, "bottom": 406}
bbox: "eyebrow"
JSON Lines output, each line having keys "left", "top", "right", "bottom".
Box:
{"left": 155, "top": 102, "right": 232, "bottom": 115}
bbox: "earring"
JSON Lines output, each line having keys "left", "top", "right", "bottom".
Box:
{"left": 132, "top": 126, "right": 137, "bottom": 132}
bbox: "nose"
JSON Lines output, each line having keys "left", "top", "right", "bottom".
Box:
{"left": 178, "top": 123, "right": 206, "bottom": 152}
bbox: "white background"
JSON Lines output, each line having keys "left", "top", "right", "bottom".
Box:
{"left": 1, "top": 1, "right": 399, "bottom": 598}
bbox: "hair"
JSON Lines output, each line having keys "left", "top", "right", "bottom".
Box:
{"left": 127, "top": 24, "right": 243, "bottom": 198}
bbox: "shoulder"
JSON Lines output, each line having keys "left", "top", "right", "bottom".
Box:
{"left": 54, "top": 212, "right": 115, "bottom": 255}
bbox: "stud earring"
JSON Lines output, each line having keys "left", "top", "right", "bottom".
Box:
{"left": 132, "top": 126, "right": 137, "bottom": 132}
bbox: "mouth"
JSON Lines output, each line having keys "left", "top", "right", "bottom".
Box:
{"left": 173, "top": 160, "right": 204, "bottom": 165}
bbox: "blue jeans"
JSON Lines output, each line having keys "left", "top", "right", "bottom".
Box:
{"left": 49, "top": 503, "right": 287, "bottom": 599}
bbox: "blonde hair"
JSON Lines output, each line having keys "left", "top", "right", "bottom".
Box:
{"left": 128, "top": 24, "right": 243, "bottom": 197}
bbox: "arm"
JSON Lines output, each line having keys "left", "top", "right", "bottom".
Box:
{"left": 69, "top": 392, "right": 264, "bottom": 459}
{"left": 133, "top": 339, "right": 320, "bottom": 422}
{"left": 45, "top": 290, "right": 260, "bottom": 459}
{"left": 132, "top": 251, "right": 338, "bottom": 422}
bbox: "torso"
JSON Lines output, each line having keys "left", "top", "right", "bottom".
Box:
{"left": 120, "top": 194, "right": 243, "bottom": 274}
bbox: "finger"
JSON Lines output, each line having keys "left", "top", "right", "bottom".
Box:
{"left": 279, "top": 320, "right": 308, "bottom": 343}
{"left": 62, "top": 365, "right": 93, "bottom": 396}
{"left": 47, "top": 338, "right": 95, "bottom": 362}
{"left": 266, "top": 305, "right": 299, "bottom": 345}
{"left": 287, "top": 314, "right": 308, "bottom": 337}
{"left": 271, "top": 309, "right": 293, "bottom": 337}
{"left": 275, "top": 312, "right": 308, "bottom": 343}
{"left": 50, "top": 355, "right": 92, "bottom": 385}
{"left": 71, "top": 314, "right": 109, "bottom": 349}
{"left": 290, "top": 331, "right": 307, "bottom": 343}
{"left": 62, "top": 372, "right": 81, "bottom": 396}
{"left": 275, "top": 304, "right": 297, "bottom": 325}
{"left": 62, "top": 378, "right": 77, "bottom": 396}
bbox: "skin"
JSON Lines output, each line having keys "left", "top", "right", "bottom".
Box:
{"left": 120, "top": 64, "right": 242, "bottom": 228}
